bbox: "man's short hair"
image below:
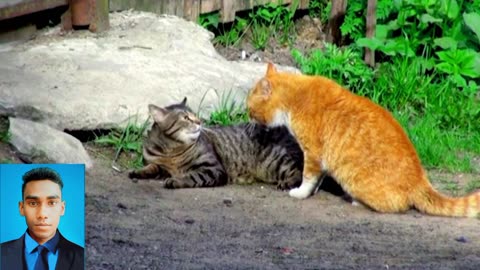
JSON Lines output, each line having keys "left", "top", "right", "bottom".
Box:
{"left": 22, "top": 167, "right": 63, "bottom": 199}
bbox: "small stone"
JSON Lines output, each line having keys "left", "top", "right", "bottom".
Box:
{"left": 455, "top": 236, "right": 468, "bottom": 243}
{"left": 185, "top": 218, "right": 195, "bottom": 224}
{"left": 117, "top": 203, "right": 127, "bottom": 209}
{"left": 223, "top": 198, "right": 233, "bottom": 207}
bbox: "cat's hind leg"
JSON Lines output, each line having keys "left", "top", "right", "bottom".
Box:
{"left": 348, "top": 177, "right": 410, "bottom": 213}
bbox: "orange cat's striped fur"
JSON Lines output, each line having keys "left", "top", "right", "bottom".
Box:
{"left": 247, "top": 63, "right": 480, "bottom": 217}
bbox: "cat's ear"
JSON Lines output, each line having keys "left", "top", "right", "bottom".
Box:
{"left": 266, "top": 62, "right": 277, "bottom": 76}
{"left": 148, "top": 104, "right": 167, "bottom": 123}
{"left": 181, "top": 97, "right": 187, "bottom": 106}
{"left": 259, "top": 78, "right": 272, "bottom": 97}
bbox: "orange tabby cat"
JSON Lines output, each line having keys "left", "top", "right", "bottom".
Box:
{"left": 247, "top": 63, "right": 480, "bottom": 217}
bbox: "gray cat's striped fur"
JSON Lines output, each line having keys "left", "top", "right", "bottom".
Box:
{"left": 128, "top": 98, "right": 303, "bottom": 189}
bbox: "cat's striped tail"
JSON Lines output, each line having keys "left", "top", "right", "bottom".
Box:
{"left": 411, "top": 178, "right": 480, "bottom": 217}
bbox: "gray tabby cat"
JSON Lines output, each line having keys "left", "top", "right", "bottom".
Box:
{"left": 128, "top": 98, "right": 303, "bottom": 189}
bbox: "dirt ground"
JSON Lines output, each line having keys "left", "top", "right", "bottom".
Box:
{"left": 87, "top": 145, "right": 480, "bottom": 270}
{"left": 2, "top": 14, "right": 480, "bottom": 270}
{"left": 1, "top": 141, "right": 479, "bottom": 269}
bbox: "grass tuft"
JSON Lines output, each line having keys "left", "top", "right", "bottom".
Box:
{"left": 94, "top": 115, "right": 150, "bottom": 170}
{"left": 204, "top": 90, "right": 249, "bottom": 126}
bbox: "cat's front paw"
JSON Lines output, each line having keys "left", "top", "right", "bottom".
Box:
{"left": 128, "top": 170, "right": 139, "bottom": 183}
{"left": 289, "top": 188, "right": 311, "bottom": 199}
{"left": 164, "top": 178, "right": 185, "bottom": 189}
{"left": 277, "top": 179, "right": 300, "bottom": 191}
{"left": 288, "top": 181, "right": 316, "bottom": 199}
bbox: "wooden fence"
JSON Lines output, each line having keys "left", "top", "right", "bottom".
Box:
{"left": 110, "top": 0, "right": 310, "bottom": 23}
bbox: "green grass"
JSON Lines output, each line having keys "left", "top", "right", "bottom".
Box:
{"left": 293, "top": 46, "right": 480, "bottom": 174}
{"left": 395, "top": 112, "right": 480, "bottom": 173}
{"left": 0, "top": 131, "right": 9, "bottom": 143}
{"left": 465, "top": 179, "right": 480, "bottom": 193}
{"left": 204, "top": 90, "right": 249, "bottom": 126}
{"left": 94, "top": 115, "right": 150, "bottom": 170}
{"left": 0, "top": 158, "right": 13, "bottom": 164}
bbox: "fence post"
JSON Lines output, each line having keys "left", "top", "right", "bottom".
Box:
{"left": 365, "top": 0, "right": 376, "bottom": 67}
{"left": 326, "top": 0, "right": 347, "bottom": 46}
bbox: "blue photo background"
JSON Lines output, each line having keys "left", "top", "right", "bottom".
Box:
{"left": 0, "top": 164, "right": 85, "bottom": 247}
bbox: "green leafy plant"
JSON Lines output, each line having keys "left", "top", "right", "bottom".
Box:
{"left": 372, "top": 57, "right": 435, "bottom": 112}
{"left": 205, "top": 90, "right": 248, "bottom": 126}
{"left": 356, "top": 0, "right": 480, "bottom": 86}
{"left": 0, "top": 131, "right": 10, "bottom": 143}
{"left": 340, "top": 0, "right": 366, "bottom": 42}
{"left": 198, "top": 11, "right": 219, "bottom": 29}
{"left": 395, "top": 111, "right": 480, "bottom": 172}
{"left": 308, "top": 0, "right": 330, "bottom": 23}
{"left": 250, "top": 16, "right": 272, "bottom": 50}
{"left": 292, "top": 43, "right": 374, "bottom": 95}
{"left": 435, "top": 49, "right": 480, "bottom": 88}
{"left": 95, "top": 116, "right": 150, "bottom": 169}
{"left": 0, "top": 158, "right": 13, "bottom": 164}
{"left": 214, "top": 17, "right": 249, "bottom": 47}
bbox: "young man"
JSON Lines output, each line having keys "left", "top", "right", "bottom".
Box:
{"left": 1, "top": 167, "right": 84, "bottom": 270}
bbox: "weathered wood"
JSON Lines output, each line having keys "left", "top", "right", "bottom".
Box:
{"left": 326, "top": 0, "right": 347, "bottom": 45}
{"left": 0, "top": 0, "right": 67, "bottom": 21}
{"left": 220, "top": 0, "right": 235, "bottom": 22}
{"left": 108, "top": 0, "right": 310, "bottom": 23}
{"left": 89, "top": 0, "right": 109, "bottom": 32}
{"left": 365, "top": 0, "right": 376, "bottom": 67}
{"left": 184, "top": 0, "right": 200, "bottom": 22}
{"left": 299, "top": 0, "right": 310, "bottom": 9}
{"left": 200, "top": 0, "right": 221, "bottom": 14}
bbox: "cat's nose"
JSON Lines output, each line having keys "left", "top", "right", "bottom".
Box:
{"left": 192, "top": 117, "right": 201, "bottom": 125}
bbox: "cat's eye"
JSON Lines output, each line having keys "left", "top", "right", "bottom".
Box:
{"left": 183, "top": 115, "right": 189, "bottom": 121}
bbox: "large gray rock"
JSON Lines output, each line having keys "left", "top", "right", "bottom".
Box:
{"left": 9, "top": 117, "right": 93, "bottom": 169}
{"left": 0, "top": 10, "right": 298, "bottom": 131}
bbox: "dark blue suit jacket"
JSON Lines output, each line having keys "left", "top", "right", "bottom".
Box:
{"left": 1, "top": 231, "right": 84, "bottom": 270}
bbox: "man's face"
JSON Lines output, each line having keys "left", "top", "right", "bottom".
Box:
{"left": 19, "top": 180, "right": 65, "bottom": 245}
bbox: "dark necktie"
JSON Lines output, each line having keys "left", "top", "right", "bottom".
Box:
{"left": 34, "top": 245, "right": 49, "bottom": 270}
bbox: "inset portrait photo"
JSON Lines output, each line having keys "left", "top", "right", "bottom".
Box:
{"left": 1, "top": 164, "right": 85, "bottom": 270}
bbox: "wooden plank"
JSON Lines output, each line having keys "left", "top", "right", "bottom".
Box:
{"left": 299, "top": 0, "right": 310, "bottom": 9}
{"left": 200, "top": 0, "right": 221, "bottom": 14}
{"left": 220, "top": 0, "right": 235, "bottom": 22}
{"left": 0, "top": 0, "right": 67, "bottom": 21}
{"left": 89, "top": 0, "right": 109, "bottom": 32}
{"left": 365, "top": 0, "right": 376, "bottom": 67}
{"left": 176, "top": 0, "right": 185, "bottom": 18}
{"left": 183, "top": 0, "right": 200, "bottom": 21}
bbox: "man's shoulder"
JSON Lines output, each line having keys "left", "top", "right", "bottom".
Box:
{"left": 0, "top": 236, "right": 23, "bottom": 250}
{"left": 58, "top": 233, "right": 84, "bottom": 253}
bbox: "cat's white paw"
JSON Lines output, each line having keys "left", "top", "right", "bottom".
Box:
{"left": 289, "top": 181, "right": 315, "bottom": 199}
{"left": 351, "top": 199, "right": 361, "bottom": 206}
{"left": 289, "top": 187, "right": 311, "bottom": 199}
{"left": 289, "top": 179, "right": 317, "bottom": 199}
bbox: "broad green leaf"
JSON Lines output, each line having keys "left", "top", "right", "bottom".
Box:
{"left": 393, "top": 0, "right": 403, "bottom": 10}
{"left": 376, "top": 24, "right": 389, "bottom": 40}
{"left": 447, "top": 0, "right": 460, "bottom": 19}
{"left": 387, "top": 20, "right": 400, "bottom": 31}
{"left": 440, "top": 0, "right": 460, "bottom": 19}
{"left": 434, "top": 37, "right": 458, "bottom": 50}
{"left": 436, "top": 50, "right": 454, "bottom": 62}
{"left": 356, "top": 38, "right": 384, "bottom": 50}
{"left": 458, "top": 50, "right": 480, "bottom": 78}
{"left": 463, "top": 12, "right": 480, "bottom": 44}
{"left": 420, "top": 14, "right": 442, "bottom": 24}
{"left": 382, "top": 39, "right": 415, "bottom": 57}
{"left": 452, "top": 74, "right": 467, "bottom": 87}
{"left": 435, "top": 62, "right": 454, "bottom": 74}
